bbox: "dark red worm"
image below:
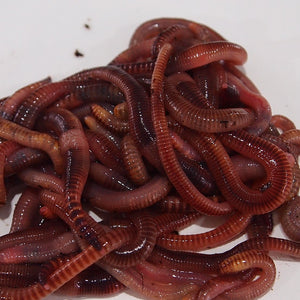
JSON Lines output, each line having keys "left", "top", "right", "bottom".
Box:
{"left": 156, "top": 211, "right": 251, "bottom": 251}
{"left": 55, "top": 264, "right": 126, "bottom": 297}
{"left": 9, "top": 187, "right": 42, "bottom": 233}
{"left": 0, "top": 77, "right": 51, "bottom": 120}
{"left": 150, "top": 43, "right": 231, "bottom": 215}
{"left": 87, "top": 175, "right": 172, "bottom": 212}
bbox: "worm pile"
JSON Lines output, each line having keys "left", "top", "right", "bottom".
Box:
{"left": 0, "top": 18, "right": 299, "bottom": 300}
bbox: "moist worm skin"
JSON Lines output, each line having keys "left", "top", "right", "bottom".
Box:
{"left": 55, "top": 264, "right": 126, "bottom": 297}
{"left": 91, "top": 103, "right": 129, "bottom": 134}
{"left": 88, "top": 162, "right": 135, "bottom": 191}
{"left": 281, "top": 196, "right": 300, "bottom": 241}
{"left": 164, "top": 77, "right": 255, "bottom": 133}
{"left": 4, "top": 147, "right": 48, "bottom": 176}
{"left": 113, "top": 101, "right": 129, "bottom": 120}
{"left": 150, "top": 43, "right": 232, "bottom": 215}
{"left": 13, "top": 80, "right": 101, "bottom": 129}
{"left": 0, "top": 77, "right": 51, "bottom": 120}
{"left": 0, "top": 141, "right": 21, "bottom": 205}
{"left": 185, "top": 129, "right": 294, "bottom": 214}
{"left": 156, "top": 212, "right": 251, "bottom": 251}
{"left": 121, "top": 134, "right": 151, "bottom": 186}
{"left": 0, "top": 220, "right": 68, "bottom": 252}
{"left": 85, "top": 129, "right": 124, "bottom": 174}
{"left": 84, "top": 115, "right": 122, "bottom": 149}
{"left": 104, "top": 212, "right": 157, "bottom": 267}
{"left": 0, "top": 118, "right": 63, "bottom": 173}
{"left": 17, "top": 168, "right": 64, "bottom": 194}
{"left": 0, "top": 232, "right": 78, "bottom": 264}
{"left": 9, "top": 187, "right": 41, "bottom": 233}
{"left": 271, "top": 114, "right": 296, "bottom": 132}
{"left": 88, "top": 175, "right": 172, "bottom": 212}
{"left": 219, "top": 250, "right": 276, "bottom": 299}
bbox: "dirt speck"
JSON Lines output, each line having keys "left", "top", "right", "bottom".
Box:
{"left": 84, "top": 23, "right": 90, "bottom": 29}
{"left": 74, "top": 49, "right": 84, "bottom": 57}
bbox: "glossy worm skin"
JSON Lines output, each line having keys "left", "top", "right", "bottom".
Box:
{"left": 0, "top": 17, "right": 299, "bottom": 300}
{"left": 164, "top": 76, "right": 255, "bottom": 133}
{"left": 281, "top": 196, "right": 300, "bottom": 241}
{"left": 91, "top": 103, "right": 129, "bottom": 134}
{"left": 88, "top": 161, "right": 135, "bottom": 191}
{"left": 156, "top": 211, "right": 251, "bottom": 251}
{"left": 183, "top": 128, "right": 294, "bottom": 213}
{"left": 0, "top": 220, "right": 68, "bottom": 252}
{"left": 55, "top": 264, "right": 126, "bottom": 297}
{"left": 0, "top": 141, "right": 21, "bottom": 205}
{"left": 219, "top": 250, "right": 276, "bottom": 299}
{"left": 104, "top": 212, "right": 157, "bottom": 267}
{"left": 150, "top": 43, "right": 231, "bottom": 215}
{"left": 84, "top": 115, "right": 122, "bottom": 149}
{"left": 193, "top": 270, "right": 257, "bottom": 300}
{"left": 0, "top": 118, "right": 63, "bottom": 173}
{"left": 9, "top": 187, "right": 43, "bottom": 233}
{"left": 0, "top": 231, "right": 78, "bottom": 264}
{"left": 4, "top": 147, "right": 48, "bottom": 176}
{"left": 121, "top": 134, "right": 150, "bottom": 186}
{"left": 0, "top": 77, "right": 51, "bottom": 120}
{"left": 87, "top": 175, "right": 172, "bottom": 212}
{"left": 0, "top": 227, "right": 132, "bottom": 299}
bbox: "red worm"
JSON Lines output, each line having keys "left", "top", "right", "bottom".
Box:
{"left": 164, "top": 75, "right": 255, "bottom": 133}
{"left": 129, "top": 18, "right": 224, "bottom": 47}
{"left": 55, "top": 264, "right": 126, "bottom": 297}
{"left": 88, "top": 175, "right": 172, "bottom": 212}
{"left": 155, "top": 211, "right": 201, "bottom": 235}
{"left": 0, "top": 220, "right": 68, "bottom": 252}
{"left": 0, "top": 77, "right": 51, "bottom": 120}
{"left": 0, "top": 232, "right": 78, "bottom": 264}
{"left": 271, "top": 114, "right": 296, "bottom": 132}
{"left": 17, "top": 168, "right": 64, "bottom": 194}
{"left": 104, "top": 212, "right": 157, "bottom": 267}
{"left": 88, "top": 162, "right": 135, "bottom": 191}
{"left": 90, "top": 103, "right": 129, "bottom": 134}
{"left": 219, "top": 250, "right": 276, "bottom": 299}
{"left": 247, "top": 213, "right": 274, "bottom": 239}
{"left": 13, "top": 80, "right": 98, "bottom": 128}
{"left": 156, "top": 212, "right": 251, "bottom": 251}
{"left": 195, "top": 270, "right": 256, "bottom": 300}
{"left": 281, "top": 196, "right": 300, "bottom": 241}
{"left": 113, "top": 102, "right": 128, "bottom": 120}
{"left": 121, "top": 134, "right": 150, "bottom": 186}
{"left": 110, "top": 38, "right": 155, "bottom": 64}
{"left": 150, "top": 43, "right": 231, "bottom": 215}
{"left": 4, "top": 147, "right": 48, "bottom": 176}
{"left": 225, "top": 71, "right": 272, "bottom": 135}
{"left": 167, "top": 41, "right": 248, "bottom": 73}
{"left": 153, "top": 195, "right": 196, "bottom": 213}
{"left": 9, "top": 187, "right": 42, "bottom": 233}
{"left": 186, "top": 129, "right": 294, "bottom": 214}
{"left": 0, "top": 227, "right": 132, "bottom": 300}
{"left": 134, "top": 260, "right": 210, "bottom": 286}
{"left": 84, "top": 115, "right": 122, "bottom": 149}
{"left": 0, "top": 141, "right": 21, "bottom": 205}
{"left": 0, "top": 118, "right": 63, "bottom": 173}
{"left": 100, "top": 261, "right": 200, "bottom": 300}
{"left": 85, "top": 129, "right": 124, "bottom": 174}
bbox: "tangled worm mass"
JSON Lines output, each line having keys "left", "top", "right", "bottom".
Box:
{"left": 0, "top": 18, "right": 299, "bottom": 299}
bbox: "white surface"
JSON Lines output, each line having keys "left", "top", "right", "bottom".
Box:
{"left": 0, "top": 1, "right": 299, "bottom": 299}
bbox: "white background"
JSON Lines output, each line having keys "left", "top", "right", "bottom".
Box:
{"left": 0, "top": 1, "right": 299, "bottom": 299}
